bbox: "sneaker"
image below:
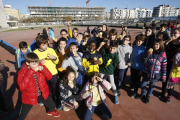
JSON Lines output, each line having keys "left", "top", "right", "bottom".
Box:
{"left": 117, "top": 91, "right": 121, "bottom": 96}
{"left": 114, "top": 96, "right": 119, "bottom": 104}
{"left": 63, "top": 106, "right": 70, "bottom": 111}
{"left": 38, "top": 102, "right": 44, "bottom": 106}
{"left": 135, "top": 94, "right": 145, "bottom": 99}
{"left": 145, "top": 96, "right": 150, "bottom": 104}
{"left": 131, "top": 93, "right": 137, "bottom": 98}
{"left": 166, "top": 95, "right": 172, "bottom": 103}
{"left": 47, "top": 110, "right": 60, "bottom": 117}
{"left": 158, "top": 93, "right": 165, "bottom": 98}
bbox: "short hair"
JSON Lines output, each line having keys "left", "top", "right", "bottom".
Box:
{"left": 124, "top": 35, "right": 131, "bottom": 41}
{"left": 48, "top": 27, "right": 52, "bottom": 29}
{"left": 160, "top": 24, "right": 168, "bottom": 28}
{"left": 84, "top": 35, "right": 91, "bottom": 39}
{"left": 110, "top": 40, "right": 119, "bottom": 47}
{"left": 109, "top": 29, "right": 117, "bottom": 36}
{"left": 25, "top": 53, "right": 39, "bottom": 63}
{"left": 77, "top": 32, "right": 83, "bottom": 36}
{"left": 36, "top": 35, "right": 48, "bottom": 46}
{"left": 60, "top": 29, "right": 68, "bottom": 34}
{"left": 154, "top": 39, "right": 164, "bottom": 52}
{"left": 69, "top": 42, "right": 78, "bottom": 48}
{"left": 135, "top": 34, "right": 146, "bottom": 42}
{"left": 89, "top": 40, "right": 97, "bottom": 46}
{"left": 57, "top": 37, "right": 67, "bottom": 45}
{"left": 84, "top": 31, "right": 90, "bottom": 35}
{"left": 19, "top": 41, "right": 28, "bottom": 49}
{"left": 72, "top": 28, "right": 78, "bottom": 32}
{"left": 156, "top": 33, "right": 163, "bottom": 40}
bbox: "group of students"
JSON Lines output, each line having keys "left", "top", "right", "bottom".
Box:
{"left": 0, "top": 21, "right": 180, "bottom": 120}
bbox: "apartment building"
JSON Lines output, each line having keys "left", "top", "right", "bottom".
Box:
{"left": 0, "top": 0, "right": 8, "bottom": 28}
{"left": 4, "top": 5, "right": 23, "bottom": 20}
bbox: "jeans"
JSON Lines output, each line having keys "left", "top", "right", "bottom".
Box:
{"left": 100, "top": 73, "right": 117, "bottom": 96}
{"left": 116, "top": 68, "right": 128, "bottom": 92}
{"left": 17, "top": 96, "right": 55, "bottom": 120}
{"left": 131, "top": 68, "right": 141, "bottom": 93}
{"left": 141, "top": 78, "right": 155, "bottom": 97}
{"left": 46, "top": 74, "right": 58, "bottom": 101}
{"left": 83, "top": 102, "right": 112, "bottom": 120}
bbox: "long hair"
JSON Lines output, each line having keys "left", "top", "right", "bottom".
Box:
{"left": 62, "top": 66, "right": 76, "bottom": 85}
{"left": 88, "top": 72, "right": 101, "bottom": 84}
{"left": 42, "top": 28, "right": 49, "bottom": 40}
{"left": 153, "top": 39, "right": 164, "bottom": 52}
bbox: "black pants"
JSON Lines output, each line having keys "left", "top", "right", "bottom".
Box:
{"left": 0, "top": 87, "right": 6, "bottom": 111}
{"left": 17, "top": 95, "right": 55, "bottom": 120}
{"left": 131, "top": 68, "right": 141, "bottom": 93}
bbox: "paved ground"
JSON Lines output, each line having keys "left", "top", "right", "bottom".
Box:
{"left": 0, "top": 27, "right": 180, "bottom": 120}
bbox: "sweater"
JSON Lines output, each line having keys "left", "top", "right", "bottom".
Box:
{"left": 33, "top": 47, "right": 59, "bottom": 75}
{"left": 117, "top": 44, "right": 132, "bottom": 69}
{"left": 131, "top": 45, "right": 146, "bottom": 70}
{"left": 82, "top": 51, "right": 103, "bottom": 76}
{"left": 99, "top": 49, "right": 119, "bottom": 75}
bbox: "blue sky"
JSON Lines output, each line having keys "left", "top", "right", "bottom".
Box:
{"left": 2, "top": 0, "right": 180, "bottom": 15}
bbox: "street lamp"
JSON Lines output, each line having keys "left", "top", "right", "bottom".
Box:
{"left": 124, "top": 2, "right": 128, "bottom": 24}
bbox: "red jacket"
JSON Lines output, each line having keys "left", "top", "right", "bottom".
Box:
{"left": 17, "top": 63, "right": 52, "bottom": 105}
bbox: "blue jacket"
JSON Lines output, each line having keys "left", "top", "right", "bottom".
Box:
{"left": 0, "top": 39, "right": 36, "bottom": 70}
{"left": 131, "top": 45, "right": 146, "bottom": 70}
{"left": 66, "top": 38, "right": 77, "bottom": 49}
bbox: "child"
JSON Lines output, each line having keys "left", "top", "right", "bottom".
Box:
{"left": 109, "top": 29, "right": 118, "bottom": 41}
{"left": 159, "top": 28, "right": 180, "bottom": 99}
{"left": 0, "top": 39, "right": 36, "bottom": 70}
{"left": 61, "top": 42, "right": 86, "bottom": 90}
{"left": 16, "top": 53, "right": 60, "bottom": 120}
{"left": 166, "top": 52, "right": 180, "bottom": 103}
{"left": 33, "top": 35, "right": 59, "bottom": 102}
{"left": 48, "top": 27, "right": 57, "bottom": 42}
{"left": 55, "top": 37, "right": 69, "bottom": 79}
{"left": 82, "top": 35, "right": 90, "bottom": 52}
{"left": 81, "top": 72, "right": 112, "bottom": 120}
{"left": 59, "top": 67, "right": 79, "bottom": 111}
{"left": 76, "top": 33, "right": 84, "bottom": 52}
{"left": 136, "top": 39, "right": 167, "bottom": 104}
{"left": 118, "top": 30, "right": 129, "bottom": 45}
{"left": 67, "top": 21, "right": 79, "bottom": 39}
{"left": 130, "top": 34, "right": 146, "bottom": 98}
{"left": 0, "top": 60, "right": 8, "bottom": 113}
{"left": 102, "top": 24, "right": 109, "bottom": 38}
{"left": 116, "top": 35, "right": 132, "bottom": 96}
{"left": 99, "top": 40, "right": 119, "bottom": 104}
{"left": 82, "top": 40, "right": 103, "bottom": 76}
{"left": 123, "top": 26, "right": 131, "bottom": 36}
{"left": 157, "top": 24, "right": 171, "bottom": 42}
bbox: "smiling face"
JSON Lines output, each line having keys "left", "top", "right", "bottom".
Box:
{"left": 69, "top": 45, "right": 78, "bottom": 53}
{"left": 59, "top": 41, "right": 67, "bottom": 49}
{"left": 172, "top": 30, "right": 180, "bottom": 39}
{"left": 89, "top": 42, "right": 96, "bottom": 52}
{"left": 67, "top": 72, "right": 75, "bottom": 82}
{"left": 73, "top": 30, "right": 78, "bottom": 38}
{"left": 153, "top": 42, "right": 160, "bottom": 50}
{"left": 102, "top": 25, "right": 106, "bottom": 31}
{"left": 39, "top": 43, "right": 48, "bottom": 51}
{"left": 123, "top": 37, "right": 130, "bottom": 45}
{"left": 136, "top": 40, "right": 143, "bottom": 47}
{"left": 146, "top": 29, "right": 152, "bottom": 36}
{"left": 61, "top": 31, "right": 68, "bottom": 39}
{"left": 91, "top": 76, "right": 98, "bottom": 84}
{"left": 20, "top": 48, "right": 28, "bottom": 54}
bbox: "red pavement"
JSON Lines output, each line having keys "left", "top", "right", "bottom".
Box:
{"left": 0, "top": 27, "right": 180, "bottom": 120}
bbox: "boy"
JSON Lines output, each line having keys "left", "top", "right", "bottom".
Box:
{"left": 99, "top": 40, "right": 119, "bottom": 104}
{"left": 61, "top": 42, "right": 86, "bottom": 89}
{"left": 81, "top": 35, "right": 90, "bottom": 53}
{"left": 60, "top": 29, "right": 76, "bottom": 49}
{"left": 0, "top": 39, "right": 36, "bottom": 70}
{"left": 82, "top": 40, "right": 103, "bottom": 76}
{"left": 116, "top": 35, "right": 132, "bottom": 96}
{"left": 67, "top": 20, "right": 79, "bottom": 39}
{"left": 33, "top": 35, "right": 59, "bottom": 102}
{"left": 76, "top": 33, "right": 84, "bottom": 52}
{"left": 16, "top": 53, "right": 60, "bottom": 120}
{"left": 157, "top": 24, "right": 170, "bottom": 42}
{"left": 109, "top": 29, "right": 117, "bottom": 41}
{"left": 130, "top": 34, "right": 146, "bottom": 98}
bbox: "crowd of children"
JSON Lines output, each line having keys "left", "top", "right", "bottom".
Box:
{"left": 0, "top": 21, "right": 180, "bottom": 120}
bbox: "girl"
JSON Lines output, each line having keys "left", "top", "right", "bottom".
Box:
{"left": 137, "top": 39, "right": 167, "bottom": 104}
{"left": 81, "top": 72, "right": 112, "bottom": 120}
{"left": 118, "top": 30, "right": 129, "bottom": 45}
{"left": 167, "top": 51, "right": 180, "bottom": 103}
{"left": 102, "top": 24, "right": 109, "bottom": 38}
{"left": 48, "top": 27, "right": 58, "bottom": 49}
{"left": 59, "top": 67, "right": 79, "bottom": 111}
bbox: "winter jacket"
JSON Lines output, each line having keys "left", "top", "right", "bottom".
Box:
{"left": 0, "top": 39, "right": 37, "bottom": 70}
{"left": 81, "top": 80, "right": 111, "bottom": 111}
{"left": 17, "top": 63, "right": 52, "bottom": 105}
{"left": 59, "top": 80, "right": 79, "bottom": 108}
{"left": 142, "top": 50, "right": 167, "bottom": 82}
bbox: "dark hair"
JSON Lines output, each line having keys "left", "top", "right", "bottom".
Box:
{"left": 57, "top": 37, "right": 67, "bottom": 45}
{"left": 36, "top": 35, "right": 48, "bottom": 46}
{"left": 146, "top": 27, "right": 155, "bottom": 36}
{"left": 89, "top": 40, "right": 97, "bottom": 46}
{"left": 156, "top": 33, "right": 163, "bottom": 40}
{"left": 110, "top": 40, "right": 119, "bottom": 47}
{"left": 109, "top": 29, "right": 117, "bottom": 36}
{"left": 84, "top": 35, "right": 91, "bottom": 40}
{"left": 154, "top": 39, "right": 164, "bottom": 52}
{"left": 102, "top": 24, "right": 109, "bottom": 33}
{"left": 121, "top": 30, "right": 129, "bottom": 36}
{"left": 88, "top": 72, "right": 101, "bottom": 84}
{"left": 69, "top": 42, "right": 78, "bottom": 48}
{"left": 25, "top": 53, "right": 39, "bottom": 63}
{"left": 42, "top": 28, "right": 49, "bottom": 39}
{"left": 60, "top": 29, "right": 68, "bottom": 34}
{"left": 19, "top": 41, "right": 28, "bottom": 49}
{"left": 135, "top": 34, "right": 146, "bottom": 42}
{"left": 124, "top": 35, "right": 131, "bottom": 41}
{"left": 77, "top": 32, "right": 83, "bottom": 36}
{"left": 63, "top": 66, "right": 76, "bottom": 85}
{"left": 48, "top": 27, "right": 54, "bottom": 32}
{"left": 160, "top": 24, "right": 168, "bottom": 29}
{"left": 73, "top": 28, "right": 78, "bottom": 32}
{"left": 84, "top": 31, "right": 90, "bottom": 36}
